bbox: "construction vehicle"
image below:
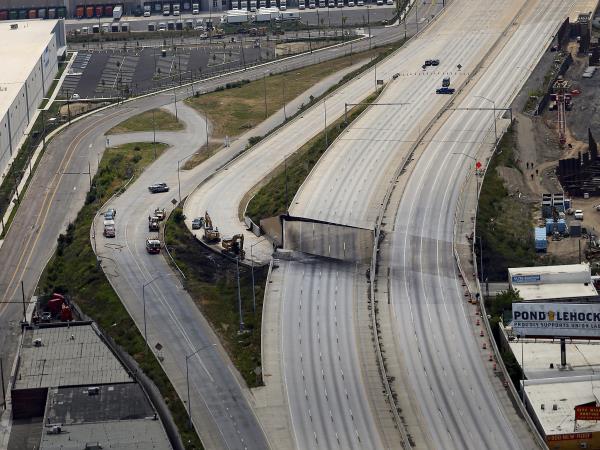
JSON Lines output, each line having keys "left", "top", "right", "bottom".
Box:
{"left": 222, "top": 234, "right": 245, "bottom": 259}
{"left": 146, "top": 237, "right": 161, "bottom": 254}
{"left": 203, "top": 211, "right": 221, "bottom": 242}
{"left": 154, "top": 208, "right": 166, "bottom": 221}
{"left": 149, "top": 218, "right": 160, "bottom": 232}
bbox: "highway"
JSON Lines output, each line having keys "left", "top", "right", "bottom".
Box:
{"left": 272, "top": 0, "right": 532, "bottom": 448}
{"left": 0, "top": 15, "right": 430, "bottom": 449}
{"left": 183, "top": 0, "right": 443, "bottom": 264}
{"left": 386, "top": 0, "right": 574, "bottom": 448}
{"left": 181, "top": 0, "right": 545, "bottom": 448}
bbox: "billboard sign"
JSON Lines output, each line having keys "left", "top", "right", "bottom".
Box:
{"left": 511, "top": 303, "right": 600, "bottom": 338}
{"left": 547, "top": 432, "right": 592, "bottom": 441}
{"left": 575, "top": 405, "right": 600, "bottom": 421}
{"left": 511, "top": 274, "right": 541, "bottom": 284}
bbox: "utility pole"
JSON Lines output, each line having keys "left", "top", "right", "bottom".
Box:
{"left": 323, "top": 97, "right": 328, "bottom": 147}
{"left": 263, "top": 72, "right": 268, "bottom": 118}
{"left": 152, "top": 109, "right": 157, "bottom": 160}
{"left": 21, "top": 281, "right": 26, "bottom": 321}
{"left": 172, "top": 85, "right": 178, "bottom": 120}
{"left": 236, "top": 257, "right": 244, "bottom": 332}
{"left": 282, "top": 75, "right": 287, "bottom": 121}
{"left": 367, "top": 6, "right": 371, "bottom": 50}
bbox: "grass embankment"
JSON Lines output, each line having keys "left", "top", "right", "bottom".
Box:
{"left": 38, "top": 142, "right": 203, "bottom": 450}
{"left": 164, "top": 209, "right": 267, "bottom": 388}
{"left": 185, "top": 45, "right": 394, "bottom": 140}
{"left": 182, "top": 43, "right": 401, "bottom": 169}
{"left": 245, "top": 91, "right": 379, "bottom": 223}
{"left": 476, "top": 126, "right": 539, "bottom": 281}
{"left": 107, "top": 108, "right": 184, "bottom": 134}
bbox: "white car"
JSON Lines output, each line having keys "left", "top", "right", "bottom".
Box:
{"left": 348, "top": 1, "right": 354, "bottom": 5}
{"left": 143, "top": 11, "right": 150, "bottom": 17}
{"left": 575, "top": 209, "right": 584, "bottom": 220}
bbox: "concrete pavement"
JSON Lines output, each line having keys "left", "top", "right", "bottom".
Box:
{"left": 382, "top": 1, "right": 574, "bottom": 448}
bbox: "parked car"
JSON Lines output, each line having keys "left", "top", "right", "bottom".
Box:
{"left": 148, "top": 183, "right": 169, "bottom": 193}
{"left": 575, "top": 209, "right": 584, "bottom": 220}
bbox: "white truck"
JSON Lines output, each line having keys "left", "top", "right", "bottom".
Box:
{"left": 280, "top": 0, "right": 287, "bottom": 10}
{"left": 223, "top": 12, "right": 250, "bottom": 22}
{"left": 112, "top": 5, "right": 122, "bottom": 19}
{"left": 143, "top": 5, "right": 151, "bottom": 16}
{"left": 163, "top": 4, "right": 171, "bottom": 15}
{"left": 173, "top": 3, "right": 181, "bottom": 15}
{"left": 299, "top": 0, "right": 306, "bottom": 9}
{"left": 192, "top": 2, "right": 200, "bottom": 13}
{"left": 250, "top": 0, "right": 257, "bottom": 11}
{"left": 255, "top": 8, "right": 279, "bottom": 21}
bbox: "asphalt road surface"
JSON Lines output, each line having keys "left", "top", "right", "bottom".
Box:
{"left": 183, "top": 0, "right": 441, "bottom": 265}
{"left": 270, "top": 1, "right": 534, "bottom": 448}
{"left": 94, "top": 103, "right": 269, "bottom": 450}
{"left": 0, "top": 15, "right": 425, "bottom": 450}
{"left": 387, "top": 1, "right": 573, "bottom": 449}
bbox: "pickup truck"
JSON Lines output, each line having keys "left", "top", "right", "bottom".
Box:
{"left": 436, "top": 87, "right": 455, "bottom": 94}
{"left": 153, "top": 208, "right": 166, "bottom": 221}
{"left": 148, "top": 183, "right": 169, "bottom": 193}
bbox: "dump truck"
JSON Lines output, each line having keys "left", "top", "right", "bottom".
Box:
{"left": 203, "top": 211, "right": 221, "bottom": 242}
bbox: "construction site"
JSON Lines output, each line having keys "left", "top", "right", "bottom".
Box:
{"left": 479, "top": 6, "right": 600, "bottom": 280}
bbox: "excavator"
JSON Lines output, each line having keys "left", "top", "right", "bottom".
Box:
{"left": 203, "top": 211, "right": 221, "bottom": 242}
{"left": 221, "top": 234, "right": 245, "bottom": 259}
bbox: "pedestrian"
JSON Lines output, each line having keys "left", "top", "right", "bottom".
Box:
{"left": 536, "top": 169, "right": 538, "bottom": 175}
{"left": 531, "top": 173, "right": 534, "bottom": 180}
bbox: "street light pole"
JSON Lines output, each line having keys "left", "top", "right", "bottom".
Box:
{"left": 250, "top": 238, "right": 266, "bottom": 315}
{"left": 172, "top": 85, "right": 178, "bottom": 120}
{"left": 263, "top": 71, "right": 268, "bottom": 119}
{"left": 324, "top": 97, "right": 328, "bottom": 147}
{"left": 474, "top": 95, "right": 497, "bottom": 143}
{"left": 152, "top": 109, "right": 157, "bottom": 160}
{"left": 236, "top": 257, "right": 244, "bottom": 332}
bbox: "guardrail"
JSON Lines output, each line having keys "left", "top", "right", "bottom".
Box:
{"left": 451, "top": 122, "right": 548, "bottom": 449}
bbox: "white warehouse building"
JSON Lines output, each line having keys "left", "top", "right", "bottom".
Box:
{"left": 0, "top": 19, "right": 66, "bottom": 184}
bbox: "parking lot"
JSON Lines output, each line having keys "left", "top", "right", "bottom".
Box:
{"left": 61, "top": 41, "right": 269, "bottom": 98}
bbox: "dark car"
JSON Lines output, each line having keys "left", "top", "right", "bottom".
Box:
{"left": 436, "top": 87, "right": 455, "bottom": 94}
{"left": 148, "top": 183, "right": 169, "bottom": 193}
{"left": 424, "top": 59, "right": 433, "bottom": 66}
{"left": 192, "top": 217, "right": 204, "bottom": 229}
{"left": 430, "top": 59, "right": 440, "bottom": 66}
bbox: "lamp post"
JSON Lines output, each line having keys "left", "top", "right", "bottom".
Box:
{"left": 323, "top": 96, "right": 328, "bottom": 147}
{"left": 250, "top": 238, "right": 267, "bottom": 314}
{"left": 236, "top": 257, "right": 244, "bottom": 332}
{"left": 474, "top": 95, "right": 497, "bottom": 143}
{"left": 177, "top": 150, "right": 200, "bottom": 204}
{"left": 186, "top": 343, "right": 216, "bottom": 430}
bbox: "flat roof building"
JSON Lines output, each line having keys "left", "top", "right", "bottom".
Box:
{"left": 0, "top": 19, "right": 65, "bottom": 186}
{"left": 508, "top": 263, "right": 598, "bottom": 302}
{"left": 10, "top": 322, "right": 171, "bottom": 450}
